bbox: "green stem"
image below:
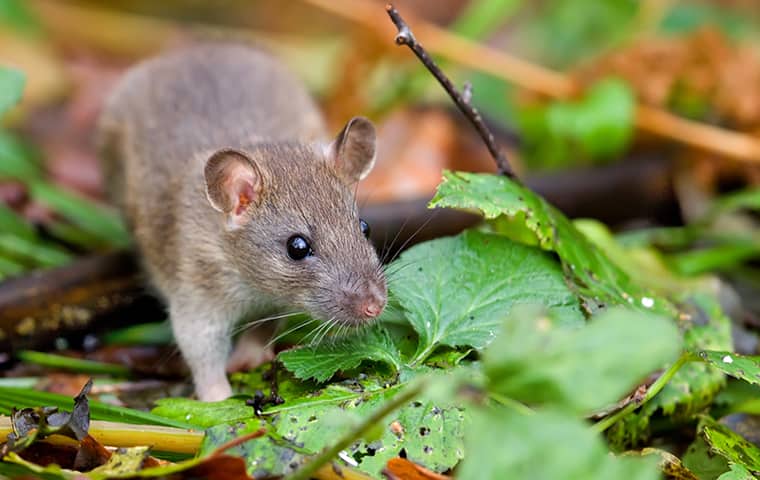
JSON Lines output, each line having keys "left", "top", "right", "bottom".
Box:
{"left": 592, "top": 351, "right": 694, "bottom": 434}
{"left": 489, "top": 392, "right": 535, "bottom": 416}
{"left": 16, "top": 350, "right": 131, "bottom": 376}
{"left": 286, "top": 382, "right": 425, "bottom": 480}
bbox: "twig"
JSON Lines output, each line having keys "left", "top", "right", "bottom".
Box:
{"left": 385, "top": 4, "right": 518, "bottom": 180}
{"left": 208, "top": 428, "right": 267, "bottom": 456}
{"left": 592, "top": 351, "right": 694, "bottom": 433}
{"left": 286, "top": 382, "right": 424, "bottom": 480}
{"left": 302, "top": 0, "right": 760, "bottom": 163}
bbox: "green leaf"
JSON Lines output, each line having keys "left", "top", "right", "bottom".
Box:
{"left": 28, "top": 181, "right": 130, "bottom": 248}
{"left": 389, "top": 229, "right": 585, "bottom": 364}
{"left": 15, "top": 350, "right": 131, "bottom": 376}
{"left": 682, "top": 435, "right": 731, "bottom": 480}
{"left": 0, "top": 387, "right": 196, "bottom": 429}
{"left": 278, "top": 325, "right": 403, "bottom": 382}
{"left": 0, "top": 131, "right": 41, "bottom": 181}
{"left": 517, "top": 78, "right": 635, "bottom": 168}
{"left": 698, "top": 351, "right": 760, "bottom": 386}
{"left": 483, "top": 306, "right": 681, "bottom": 413}
{"left": 0, "top": 66, "right": 24, "bottom": 115}
{"left": 199, "top": 378, "right": 466, "bottom": 477}
{"left": 702, "top": 417, "right": 760, "bottom": 474}
{"left": 0, "top": 233, "right": 71, "bottom": 268}
{"left": 151, "top": 398, "right": 252, "bottom": 428}
{"left": 718, "top": 463, "right": 756, "bottom": 480}
{"left": 430, "top": 171, "right": 677, "bottom": 317}
{"left": 458, "top": 409, "right": 658, "bottom": 480}
{"left": 609, "top": 294, "right": 730, "bottom": 448}
{"left": 0, "top": 203, "right": 35, "bottom": 240}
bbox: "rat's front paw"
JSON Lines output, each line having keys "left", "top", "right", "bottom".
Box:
{"left": 227, "top": 329, "right": 275, "bottom": 373}
{"left": 197, "top": 378, "right": 233, "bottom": 402}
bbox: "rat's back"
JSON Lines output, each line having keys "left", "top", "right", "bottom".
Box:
{"left": 98, "top": 43, "right": 325, "bottom": 287}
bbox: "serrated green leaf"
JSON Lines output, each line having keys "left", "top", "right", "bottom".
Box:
{"left": 430, "top": 171, "right": 677, "bottom": 317}
{"left": 278, "top": 326, "right": 403, "bottom": 382}
{"left": 483, "top": 306, "right": 681, "bottom": 413}
{"left": 389, "top": 229, "right": 585, "bottom": 364}
{"left": 0, "top": 66, "right": 24, "bottom": 115}
{"left": 699, "top": 351, "right": 760, "bottom": 386}
{"left": 458, "top": 409, "right": 659, "bottom": 480}
{"left": 702, "top": 417, "right": 760, "bottom": 474}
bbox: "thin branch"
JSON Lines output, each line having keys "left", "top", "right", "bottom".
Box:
{"left": 302, "top": 0, "right": 760, "bottom": 163}
{"left": 591, "top": 351, "right": 694, "bottom": 434}
{"left": 385, "top": 3, "right": 519, "bottom": 180}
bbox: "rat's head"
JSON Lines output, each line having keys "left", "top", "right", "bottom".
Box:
{"left": 203, "top": 117, "right": 386, "bottom": 328}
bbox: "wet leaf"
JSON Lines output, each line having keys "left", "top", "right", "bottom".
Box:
{"left": 200, "top": 377, "right": 465, "bottom": 478}
{"left": 430, "top": 171, "right": 677, "bottom": 317}
{"left": 702, "top": 417, "right": 760, "bottom": 474}
{"left": 698, "top": 351, "right": 760, "bottom": 386}
{"left": 483, "top": 306, "right": 681, "bottom": 413}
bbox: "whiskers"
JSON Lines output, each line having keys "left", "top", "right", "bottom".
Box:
{"left": 232, "top": 310, "right": 306, "bottom": 336}
{"left": 265, "top": 316, "right": 320, "bottom": 349}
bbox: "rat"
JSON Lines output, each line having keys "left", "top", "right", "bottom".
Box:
{"left": 97, "top": 43, "right": 387, "bottom": 401}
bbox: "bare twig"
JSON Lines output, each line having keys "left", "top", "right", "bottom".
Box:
{"left": 302, "top": 0, "right": 760, "bottom": 163}
{"left": 385, "top": 4, "right": 518, "bottom": 180}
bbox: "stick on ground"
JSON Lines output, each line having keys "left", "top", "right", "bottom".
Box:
{"left": 385, "top": 3, "right": 519, "bottom": 181}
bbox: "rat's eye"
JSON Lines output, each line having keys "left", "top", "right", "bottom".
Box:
{"left": 360, "top": 219, "right": 370, "bottom": 239}
{"left": 287, "top": 235, "right": 312, "bottom": 260}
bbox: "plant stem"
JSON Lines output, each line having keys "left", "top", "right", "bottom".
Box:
{"left": 286, "top": 382, "right": 425, "bottom": 480}
{"left": 592, "top": 352, "right": 693, "bottom": 434}
{"left": 16, "top": 350, "right": 131, "bottom": 376}
{"left": 489, "top": 392, "right": 535, "bottom": 416}
{"left": 385, "top": 3, "right": 518, "bottom": 180}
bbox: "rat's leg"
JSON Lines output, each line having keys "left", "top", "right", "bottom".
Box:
{"left": 227, "top": 322, "right": 278, "bottom": 373}
{"left": 170, "top": 298, "right": 236, "bottom": 402}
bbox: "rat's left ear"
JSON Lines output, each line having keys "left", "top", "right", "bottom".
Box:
{"left": 327, "top": 116, "right": 377, "bottom": 183}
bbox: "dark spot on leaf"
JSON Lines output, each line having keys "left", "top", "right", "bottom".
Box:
{"left": 423, "top": 446, "right": 433, "bottom": 454}
{"left": 419, "top": 427, "right": 430, "bottom": 436}
{"left": 308, "top": 415, "right": 317, "bottom": 422}
{"left": 412, "top": 401, "right": 423, "bottom": 408}
{"left": 399, "top": 448, "right": 407, "bottom": 459}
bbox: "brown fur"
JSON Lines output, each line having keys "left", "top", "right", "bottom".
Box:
{"left": 98, "top": 44, "right": 386, "bottom": 401}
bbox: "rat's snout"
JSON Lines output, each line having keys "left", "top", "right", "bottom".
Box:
{"left": 342, "top": 277, "right": 387, "bottom": 322}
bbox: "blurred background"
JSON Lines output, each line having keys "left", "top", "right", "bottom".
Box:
{"left": 2, "top": 0, "right": 760, "bottom": 382}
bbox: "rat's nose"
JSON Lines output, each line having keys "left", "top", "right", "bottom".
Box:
{"left": 362, "top": 297, "right": 385, "bottom": 318}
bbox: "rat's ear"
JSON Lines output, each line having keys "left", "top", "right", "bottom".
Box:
{"left": 327, "top": 116, "right": 377, "bottom": 183}
{"left": 204, "top": 149, "right": 264, "bottom": 229}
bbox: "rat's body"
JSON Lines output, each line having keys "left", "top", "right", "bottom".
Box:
{"left": 98, "top": 44, "right": 386, "bottom": 401}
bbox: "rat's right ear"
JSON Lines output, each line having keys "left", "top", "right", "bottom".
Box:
{"left": 327, "top": 116, "right": 377, "bottom": 184}
{"left": 204, "top": 149, "right": 264, "bottom": 229}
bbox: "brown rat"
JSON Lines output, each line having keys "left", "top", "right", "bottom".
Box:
{"left": 97, "top": 44, "right": 387, "bottom": 401}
